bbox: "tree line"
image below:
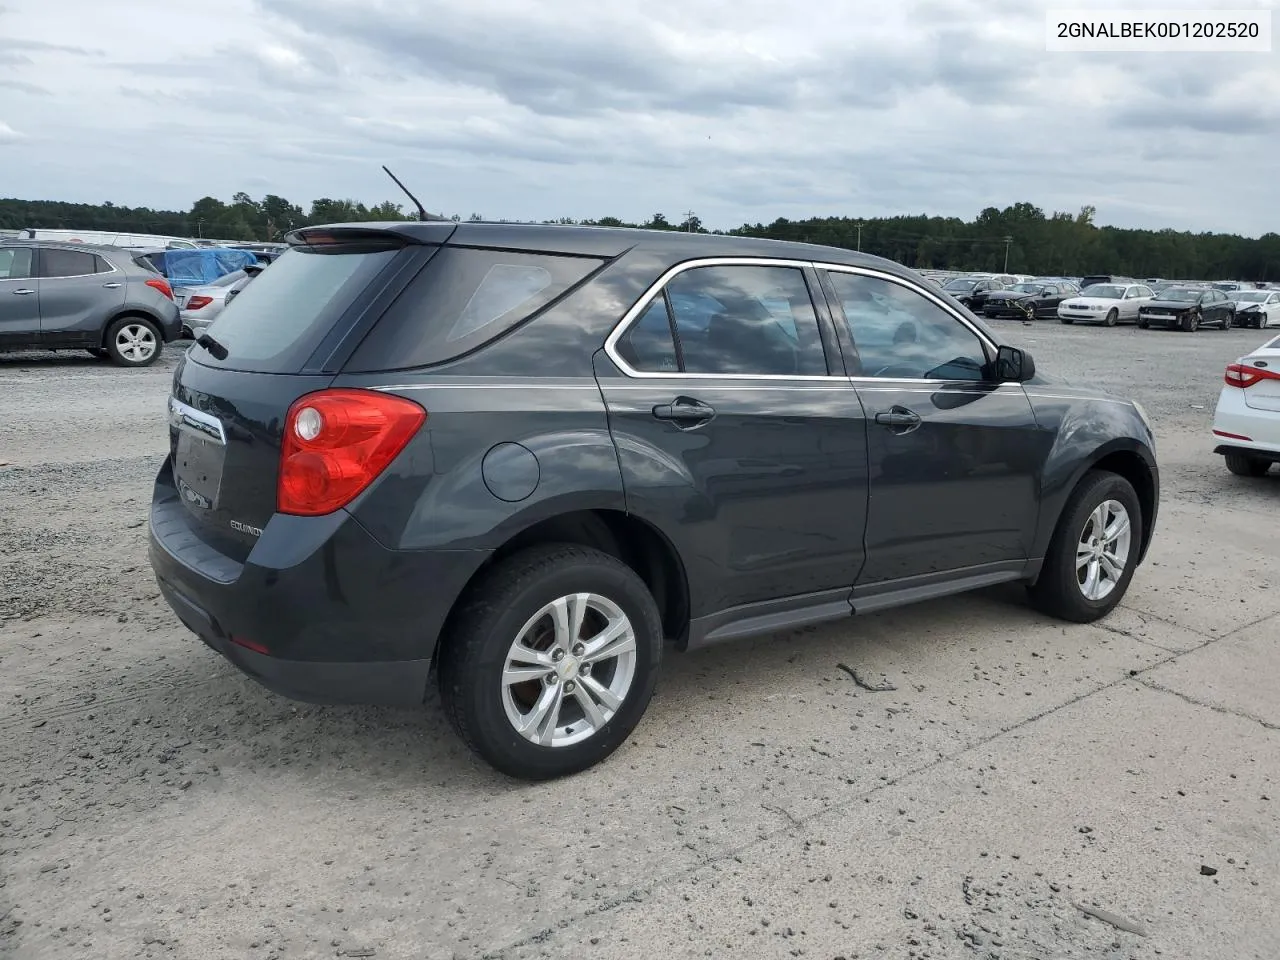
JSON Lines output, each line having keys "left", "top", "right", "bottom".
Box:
{"left": 2, "top": 194, "right": 1277, "bottom": 281}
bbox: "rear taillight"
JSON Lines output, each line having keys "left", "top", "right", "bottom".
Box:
{"left": 185, "top": 296, "right": 212, "bottom": 310}
{"left": 145, "top": 277, "right": 173, "bottom": 300}
{"left": 1225, "top": 362, "right": 1280, "bottom": 388}
{"left": 278, "top": 389, "right": 426, "bottom": 516}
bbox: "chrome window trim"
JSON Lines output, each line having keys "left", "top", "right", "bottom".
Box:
{"left": 817, "top": 263, "right": 998, "bottom": 355}
{"left": 601, "top": 256, "right": 847, "bottom": 382}
{"left": 602, "top": 256, "right": 1005, "bottom": 386}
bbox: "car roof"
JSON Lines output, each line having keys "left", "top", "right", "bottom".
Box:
{"left": 0, "top": 238, "right": 129, "bottom": 255}
{"left": 297, "top": 220, "right": 918, "bottom": 276}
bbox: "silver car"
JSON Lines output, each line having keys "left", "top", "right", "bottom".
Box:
{"left": 0, "top": 240, "right": 181, "bottom": 366}
{"left": 175, "top": 270, "right": 249, "bottom": 338}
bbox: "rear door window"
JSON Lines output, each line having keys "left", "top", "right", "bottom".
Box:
{"left": 40, "top": 249, "right": 98, "bottom": 278}
{"left": 191, "top": 238, "right": 404, "bottom": 373}
{"left": 345, "top": 247, "right": 603, "bottom": 371}
{"left": 658, "top": 264, "right": 828, "bottom": 376}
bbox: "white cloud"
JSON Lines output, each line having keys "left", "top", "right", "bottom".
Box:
{"left": 0, "top": 0, "right": 1277, "bottom": 234}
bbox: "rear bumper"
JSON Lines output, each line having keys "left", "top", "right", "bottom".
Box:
{"left": 1212, "top": 390, "right": 1280, "bottom": 457}
{"left": 148, "top": 458, "right": 492, "bottom": 706}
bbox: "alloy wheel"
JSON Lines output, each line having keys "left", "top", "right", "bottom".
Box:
{"left": 501, "top": 593, "right": 637, "bottom": 748}
{"left": 1076, "top": 500, "right": 1132, "bottom": 601}
{"left": 115, "top": 323, "right": 157, "bottom": 363}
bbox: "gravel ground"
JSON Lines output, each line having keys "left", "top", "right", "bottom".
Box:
{"left": 2, "top": 324, "right": 1278, "bottom": 960}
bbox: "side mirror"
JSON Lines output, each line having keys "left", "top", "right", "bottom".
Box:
{"left": 994, "top": 344, "right": 1035, "bottom": 382}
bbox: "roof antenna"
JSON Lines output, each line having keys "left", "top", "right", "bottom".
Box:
{"left": 381, "top": 165, "right": 446, "bottom": 222}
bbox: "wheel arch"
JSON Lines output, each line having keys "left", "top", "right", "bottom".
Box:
{"left": 431, "top": 507, "right": 691, "bottom": 675}
{"left": 1034, "top": 439, "right": 1158, "bottom": 575}
{"left": 100, "top": 309, "right": 164, "bottom": 347}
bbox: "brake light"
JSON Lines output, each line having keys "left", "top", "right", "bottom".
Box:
{"left": 145, "top": 277, "right": 173, "bottom": 300}
{"left": 1225, "top": 362, "right": 1280, "bottom": 388}
{"left": 185, "top": 296, "right": 212, "bottom": 310}
{"left": 278, "top": 389, "right": 426, "bottom": 516}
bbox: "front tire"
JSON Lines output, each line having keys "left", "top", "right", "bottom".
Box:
{"left": 1221, "top": 311, "right": 1233, "bottom": 331}
{"left": 1104, "top": 308, "right": 1118, "bottom": 327}
{"left": 1180, "top": 310, "right": 1199, "bottom": 332}
{"left": 1029, "top": 470, "right": 1143, "bottom": 623}
{"left": 105, "top": 317, "right": 162, "bottom": 367}
{"left": 1224, "top": 453, "right": 1271, "bottom": 477}
{"left": 1138, "top": 317, "right": 1150, "bottom": 329}
{"left": 438, "top": 544, "right": 663, "bottom": 780}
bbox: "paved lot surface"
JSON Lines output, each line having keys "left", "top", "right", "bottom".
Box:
{"left": 2, "top": 323, "right": 1278, "bottom": 960}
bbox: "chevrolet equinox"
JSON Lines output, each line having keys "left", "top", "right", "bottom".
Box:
{"left": 149, "top": 222, "right": 1160, "bottom": 779}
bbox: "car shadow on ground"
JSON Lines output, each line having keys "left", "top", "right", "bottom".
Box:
{"left": 54, "top": 585, "right": 1050, "bottom": 796}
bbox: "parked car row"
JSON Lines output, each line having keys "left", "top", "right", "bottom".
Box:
{"left": 932, "top": 271, "right": 1280, "bottom": 333}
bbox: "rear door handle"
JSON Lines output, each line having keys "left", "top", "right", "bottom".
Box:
{"left": 102, "top": 282, "right": 122, "bottom": 289}
{"left": 874, "top": 406, "right": 922, "bottom": 432}
{"left": 652, "top": 397, "right": 716, "bottom": 428}
{"left": 11, "top": 288, "right": 35, "bottom": 296}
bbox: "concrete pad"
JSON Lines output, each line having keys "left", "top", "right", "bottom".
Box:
{"left": 523, "top": 682, "right": 1280, "bottom": 960}
{"left": 1144, "top": 613, "right": 1280, "bottom": 730}
{"left": 1122, "top": 499, "right": 1280, "bottom": 638}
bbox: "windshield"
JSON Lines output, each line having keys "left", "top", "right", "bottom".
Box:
{"left": 1234, "top": 292, "right": 1267, "bottom": 303}
{"left": 1160, "top": 288, "right": 1201, "bottom": 302}
{"left": 943, "top": 278, "right": 977, "bottom": 291}
{"left": 1008, "top": 283, "right": 1043, "bottom": 294}
{"left": 1081, "top": 284, "right": 1124, "bottom": 299}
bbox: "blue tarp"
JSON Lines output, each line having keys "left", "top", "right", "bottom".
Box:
{"left": 150, "top": 248, "right": 258, "bottom": 286}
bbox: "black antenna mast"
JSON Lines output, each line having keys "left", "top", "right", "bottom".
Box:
{"left": 382, "top": 165, "right": 445, "bottom": 221}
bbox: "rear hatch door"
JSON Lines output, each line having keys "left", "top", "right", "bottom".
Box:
{"left": 168, "top": 225, "right": 451, "bottom": 561}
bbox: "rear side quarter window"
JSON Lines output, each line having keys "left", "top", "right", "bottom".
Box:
{"left": 346, "top": 247, "right": 603, "bottom": 372}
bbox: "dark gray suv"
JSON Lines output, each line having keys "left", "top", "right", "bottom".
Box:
{"left": 0, "top": 240, "right": 182, "bottom": 366}
{"left": 148, "top": 223, "right": 1159, "bottom": 779}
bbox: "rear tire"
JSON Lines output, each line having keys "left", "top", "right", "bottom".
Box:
{"left": 1104, "top": 308, "right": 1118, "bottom": 327}
{"left": 438, "top": 544, "right": 663, "bottom": 780}
{"left": 1224, "top": 453, "right": 1271, "bottom": 477}
{"left": 105, "top": 317, "right": 162, "bottom": 367}
{"left": 1029, "top": 470, "right": 1143, "bottom": 623}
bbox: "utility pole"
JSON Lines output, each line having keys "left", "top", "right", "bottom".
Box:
{"left": 1002, "top": 236, "right": 1013, "bottom": 272}
{"left": 683, "top": 210, "right": 697, "bottom": 232}
{"left": 856, "top": 221, "right": 863, "bottom": 252}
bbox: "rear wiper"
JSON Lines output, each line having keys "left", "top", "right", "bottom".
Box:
{"left": 196, "top": 334, "right": 229, "bottom": 360}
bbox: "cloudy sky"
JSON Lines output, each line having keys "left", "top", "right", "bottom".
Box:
{"left": 2, "top": 0, "right": 1278, "bottom": 234}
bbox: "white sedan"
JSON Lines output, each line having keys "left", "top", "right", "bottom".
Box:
{"left": 1231, "top": 290, "right": 1280, "bottom": 330}
{"left": 1212, "top": 333, "right": 1280, "bottom": 477}
{"left": 1057, "top": 283, "right": 1155, "bottom": 327}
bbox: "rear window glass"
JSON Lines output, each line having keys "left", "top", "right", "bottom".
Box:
{"left": 192, "top": 244, "right": 399, "bottom": 373}
{"left": 346, "top": 246, "right": 603, "bottom": 372}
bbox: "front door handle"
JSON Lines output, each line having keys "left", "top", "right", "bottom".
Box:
{"left": 11, "top": 288, "right": 35, "bottom": 296}
{"left": 874, "top": 406, "right": 922, "bottom": 433}
{"left": 102, "top": 282, "right": 122, "bottom": 289}
{"left": 653, "top": 396, "right": 716, "bottom": 428}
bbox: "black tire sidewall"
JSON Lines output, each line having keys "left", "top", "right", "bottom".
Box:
{"left": 1105, "top": 309, "right": 1118, "bottom": 327}
{"left": 445, "top": 550, "right": 662, "bottom": 780}
{"left": 105, "top": 317, "right": 162, "bottom": 367}
{"left": 1037, "top": 472, "right": 1143, "bottom": 622}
